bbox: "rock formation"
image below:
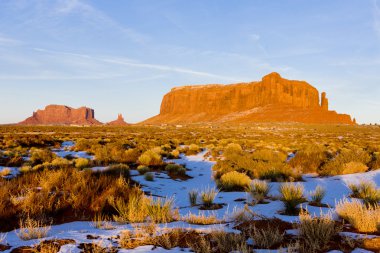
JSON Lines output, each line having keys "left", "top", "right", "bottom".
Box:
{"left": 106, "top": 114, "right": 129, "bottom": 126}
{"left": 144, "top": 72, "right": 355, "bottom": 125}
{"left": 19, "top": 105, "right": 102, "bottom": 125}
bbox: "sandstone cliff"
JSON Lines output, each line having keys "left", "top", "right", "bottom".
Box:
{"left": 144, "top": 72, "right": 354, "bottom": 125}
{"left": 19, "top": 105, "right": 102, "bottom": 125}
{"left": 106, "top": 114, "right": 129, "bottom": 126}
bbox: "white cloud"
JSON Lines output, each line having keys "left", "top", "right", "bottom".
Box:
{"left": 53, "top": 0, "right": 148, "bottom": 44}
{"left": 0, "top": 34, "right": 22, "bottom": 46}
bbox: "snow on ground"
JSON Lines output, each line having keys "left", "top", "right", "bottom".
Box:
{"left": 53, "top": 141, "right": 94, "bottom": 160}
{"left": 132, "top": 151, "right": 380, "bottom": 223}
{"left": 1, "top": 149, "right": 380, "bottom": 252}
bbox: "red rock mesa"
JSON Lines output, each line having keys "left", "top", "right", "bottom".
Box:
{"left": 107, "top": 114, "right": 129, "bottom": 126}
{"left": 144, "top": 72, "right": 355, "bottom": 125}
{"left": 19, "top": 105, "right": 102, "bottom": 125}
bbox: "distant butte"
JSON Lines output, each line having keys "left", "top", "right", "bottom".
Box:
{"left": 107, "top": 114, "right": 129, "bottom": 126}
{"left": 143, "top": 72, "right": 355, "bottom": 125}
{"left": 19, "top": 105, "right": 102, "bottom": 125}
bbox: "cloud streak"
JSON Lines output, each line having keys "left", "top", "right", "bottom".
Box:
{"left": 0, "top": 48, "right": 241, "bottom": 81}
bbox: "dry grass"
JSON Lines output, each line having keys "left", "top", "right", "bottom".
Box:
{"left": 246, "top": 179, "right": 271, "bottom": 203}
{"left": 249, "top": 224, "right": 284, "bottom": 248}
{"left": 298, "top": 210, "right": 341, "bottom": 251}
{"left": 279, "top": 183, "right": 305, "bottom": 214}
{"left": 91, "top": 213, "right": 115, "bottom": 230}
{"left": 200, "top": 187, "right": 219, "bottom": 208}
{"left": 336, "top": 198, "right": 380, "bottom": 233}
{"left": 183, "top": 211, "right": 221, "bottom": 225}
{"left": 16, "top": 216, "right": 51, "bottom": 240}
{"left": 348, "top": 180, "right": 380, "bottom": 206}
{"left": 188, "top": 189, "right": 198, "bottom": 206}
{"left": 210, "top": 230, "right": 250, "bottom": 253}
{"left": 186, "top": 235, "right": 212, "bottom": 253}
{"left": 310, "top": 185, "right": 326, "bottom": 205}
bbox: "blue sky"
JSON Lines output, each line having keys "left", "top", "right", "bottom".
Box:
{"left": 0, "top": 0, "right": 379, "bottom": 124}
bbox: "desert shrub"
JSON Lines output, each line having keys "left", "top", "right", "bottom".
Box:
{"left": 187, "top": 144, "right": 201, "bottom": 155}
{"left": 169, "top": 149, "right": 180, "bottom": 159}
{"left": 246, "top": 179, "right": 271, "bottom": 203}
{"left": 279, "top": 183, "right": 305, "bottom": 215}
{"left": 249, "top": 224, "right": 284, "bottom": 248}
{"left": 319, "top": 148, "right": 371, "bottom": 175}
{"left": 218, "top": 171, "right": 251, "bottom": 191}
{"left": 16, "top": 216, "right": 51, "bottom": 240}
{"left": 341, "top": 162, "right": 368, "bottom": 174}
{"left": 310, "top": 185, "right": 326, "bottom": 205}
{"left": 223, "top": 143, "right": 242, "bottom": 158}
{"left": 188, "top": 189, "right": 198, "bottom": 206}
{"left": 74, "top": 158, "right": 90, "bottom": 169}
{"left": 144, "top": 172, "right": 154, "bottom": 181}
{"left": 123, "top": 148, "right": 140, "bottom": 163}
{"left": 138, "top": 150, "right": 162, "bottom": 166}
{"left": 51, "top": 157, "right": 70, "bottom": 168}
{"left": 298, "top": 210, "right": 341, "bottom": 251}
{"left": 336, "top": 198, "right": 380, "bottom": 233}
{"left": 30, "top": 148, "right": 55, "bottom": 165}
{"left": 200, "top": 187, "right": 218, "bottom": 208}
{"left": 252, "top": 149, "right": 287, "bottom": 163}
{"left": 137, "top": 165, "right": 150, "bottom": 175}
{"left": 258, "top": 164, "right": 302, "bottom": 182}
{"left": 348, "top": 180, "right": 380, "bottom": 206}
{"left": 289, "top": 146, "right": 328, "bottom": 173}
{"left": 102, "top": 163, "right": 130, "bottom": 177}
{"left": 165, "top": 164, "right": 186, "bottom": 176}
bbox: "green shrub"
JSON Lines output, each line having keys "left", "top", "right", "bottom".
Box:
{"left": 144, "top": 172, "right": 154, "bottom": 181}
{"left": 137, "top": 165, "right": 150, "bottom": 175}
{"left": 106, "top": 164, "right": 130, "bottom": 177}
{"left": 279, "top": 183, "right": 305, "bottom": 215}
{"left": 165, "top": 164, "right": 186, "bottom": 176}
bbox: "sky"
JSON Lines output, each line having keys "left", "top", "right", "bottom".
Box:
{"left": 0, "top": 0, "right": 379, "bottom": 124}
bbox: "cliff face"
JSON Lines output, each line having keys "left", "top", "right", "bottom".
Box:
{"left": 144, "top": 72, "right": 354, "bottom": 125}
{"left": 19, "top": 105, "right": 102, "bottom": 125}
{"left": 106, "top": 114, "right": 129, "bottom": 126}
